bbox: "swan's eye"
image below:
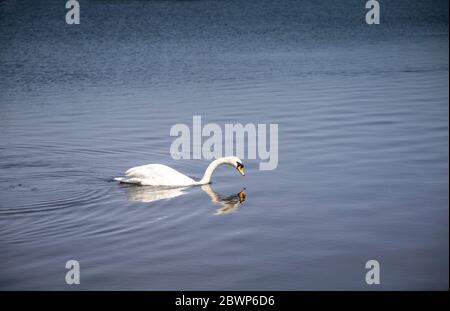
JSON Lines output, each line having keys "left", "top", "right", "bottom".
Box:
{"left": 236, "top": 162, "right": 243, "bottom": 169}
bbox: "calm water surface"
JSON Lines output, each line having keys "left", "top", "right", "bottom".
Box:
{"left": 0, "top": 0, "right": 448, "bottom": 290}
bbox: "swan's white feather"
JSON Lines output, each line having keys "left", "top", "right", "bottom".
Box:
{"left": 119, "top": 164, "right": 196, "bottom": 186}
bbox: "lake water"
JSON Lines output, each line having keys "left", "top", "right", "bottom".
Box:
{"left": 0, "top": 0, "right": 448, "bottom": 290}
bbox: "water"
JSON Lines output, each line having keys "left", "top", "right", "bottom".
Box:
{"left": 0, "top": 0, "right": 448, "bottom": 290}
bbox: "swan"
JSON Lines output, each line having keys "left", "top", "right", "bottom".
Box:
{"left": 114, "top": 156, "right": 245, "bottom": 186}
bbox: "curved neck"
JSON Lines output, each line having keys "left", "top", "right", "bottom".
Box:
{"left": 197, "top": 158, "right": 229, "bottom": 185}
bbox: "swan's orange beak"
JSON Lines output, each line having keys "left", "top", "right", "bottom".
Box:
{"left": 236, "top": 165, "right": 245, "bottom": 176}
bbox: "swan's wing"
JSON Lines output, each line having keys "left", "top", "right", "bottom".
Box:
{"left": 125, "top": 164, "right": 182, "bottom": 178}
{"left": 124, "top": 164, "right": 195, "bottom": 186}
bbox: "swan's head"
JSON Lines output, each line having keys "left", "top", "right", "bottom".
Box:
{"left": 223, "top": 156, "right": 245, "bottom": 176}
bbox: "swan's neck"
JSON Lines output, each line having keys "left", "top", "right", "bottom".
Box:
{"left": 197, "top": 158, "right": 228, "bottom": 185}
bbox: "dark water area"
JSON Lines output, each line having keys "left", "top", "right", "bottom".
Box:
{"left": 0, "top": 0, "right": 448, "bottom": 289}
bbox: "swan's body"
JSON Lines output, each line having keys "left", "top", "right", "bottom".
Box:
{"left": 116, "top": 164, "right": 196, "bottom": 186}
{"left": 114, "top": 156, "right": 245, "bottom": 187}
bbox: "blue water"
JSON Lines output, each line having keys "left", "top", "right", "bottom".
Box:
{"left": 0, "top": 0, "right": 448, "bottom": 290}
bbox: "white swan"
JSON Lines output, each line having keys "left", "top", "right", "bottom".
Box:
{"left": 114, "top": 156, "right": 245, "bottom": 186}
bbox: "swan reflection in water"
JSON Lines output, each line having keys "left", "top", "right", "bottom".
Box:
{"left": 201, "top": 185, "right": 245, "bottom": 215}
{"left": 123, "top": 184, "right": 246, "bottom": 215}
